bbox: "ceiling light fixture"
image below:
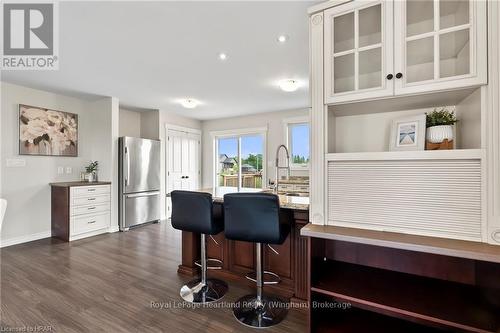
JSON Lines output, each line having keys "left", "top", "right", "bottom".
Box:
{"left": 279, "top": 79, "right": 300, "bottom": 92}
{"left": 219, "top": 53, "right": 227, "bottom": 60}
{"left": 180, "top": 98, "right": 200, "bottom": 109}
{"left": 277, "top": 35, "right": 289, "bottom": 43}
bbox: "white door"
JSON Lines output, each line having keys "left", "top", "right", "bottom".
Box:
{"left": 181, "top": 133, "right": 200, "bottom": 191}
{"left": 167, "top": 129, "right": 201, "bottom": 217}
{"left": 394, "top": 0, "right": 487, "bottom": 95}
{"left": 324, "top": 0, "right": 394, "bottom": 104}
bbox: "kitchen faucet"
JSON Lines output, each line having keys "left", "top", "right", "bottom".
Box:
{"left": 275, "top": 144, "right": 290, "bottom": 193}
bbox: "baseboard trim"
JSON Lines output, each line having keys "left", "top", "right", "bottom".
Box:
{"left": 0, "top": 231, "right": 51, "bottom": 248}
{"left": 108, "top": 226, "right": 119, "bottom": 233}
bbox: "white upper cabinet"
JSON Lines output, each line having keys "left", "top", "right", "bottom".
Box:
{"left": 394, "top": 0, "right": 487, "bottom": 95}
{"left": 324, "top": 0, "right": 487, "bottom": 104}
{"left": 324, "top": 0, "right": 394, "bottom": 104}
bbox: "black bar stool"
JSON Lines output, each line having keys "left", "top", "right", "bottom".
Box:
{"left": 171, "top": 190, "right": 228, "bottom": 303}
{"left": 224, "top": 192, "right": 290, "bottom": 328}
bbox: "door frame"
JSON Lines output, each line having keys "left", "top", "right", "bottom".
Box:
{"left": 210, "top": 126, "right": 268, "bottom": 191}
{"left": 165, "top": 124, "right": 202, "bottom": 218}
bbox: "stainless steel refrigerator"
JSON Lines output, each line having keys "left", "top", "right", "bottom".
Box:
{"left": 119, "top": 137, "right": 161, "bottom": 231}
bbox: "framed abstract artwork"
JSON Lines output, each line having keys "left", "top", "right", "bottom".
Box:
{"left": 19, "top": 104, "right": 78, "bottom": 156}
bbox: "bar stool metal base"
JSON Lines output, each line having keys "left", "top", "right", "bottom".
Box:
{"left": 233, "top": 294, "right": 288, "bottom": 328}
{"left": 180, "top": 278, "right": 228, "bottom": 304}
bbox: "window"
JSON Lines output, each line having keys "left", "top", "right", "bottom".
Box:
{"left": 213, "top": 128, "right": 267, "bottom": 191}
{"left": 287, "top": 122, "right": 310, "bottom": 169}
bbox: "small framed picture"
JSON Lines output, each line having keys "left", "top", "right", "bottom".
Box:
{"left": 389, "top": 114, "right": 426, "bottom": 151}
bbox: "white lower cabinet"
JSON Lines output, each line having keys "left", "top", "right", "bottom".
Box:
{"left": 51, "top": 183, "right": 111, "bottom": 242}
{"left": 69, "top": 185, "right": 111, "bottom": 241}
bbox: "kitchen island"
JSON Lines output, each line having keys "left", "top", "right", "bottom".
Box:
{"left": 175, "top": 188, "right": 310, "bottom": 302}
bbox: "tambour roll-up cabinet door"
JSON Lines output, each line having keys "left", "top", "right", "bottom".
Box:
{"left": 327, "top": 158, "right": 482, "bottom": 242}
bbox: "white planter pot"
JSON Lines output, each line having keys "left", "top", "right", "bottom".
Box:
{"left": 426, "top": 125, "right": 454, "bottom": 143}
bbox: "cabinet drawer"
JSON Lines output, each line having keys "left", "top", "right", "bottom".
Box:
{"left": 72, "top": 194, "right": 110, "bottom": 207}
{"left": 72, "top": 185, "right": 110, "bottom": 198}
{"left": 71, "top": 213, "right": 109, "bottom": 236}
{"left": 71, "top": 203, "right": 110, "bottom": 216}
{"left": 294, "top": 185, "right": 310, "bottom": 192}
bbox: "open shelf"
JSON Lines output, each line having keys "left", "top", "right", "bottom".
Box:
{"left": 311, "top": 260, "right": 500, "bottom": 333}
{"left": 312, "top": 294, "right": 447, "bottom": 333}
{"left": 327, "top": 87, "right": 482, "bottom": 154}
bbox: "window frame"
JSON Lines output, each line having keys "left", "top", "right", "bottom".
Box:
{"left": 284, "top": 117, "right": 310, "bottom": 170}
{"left": 211, "top": 126, "right": 268, "bottom": 191}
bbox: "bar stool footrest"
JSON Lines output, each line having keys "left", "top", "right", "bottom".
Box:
{"left": 245, "top": 270, "right": 281, "bottom": 285}
{"left": 194, "top": 258, "right": 223, "bottom": 270}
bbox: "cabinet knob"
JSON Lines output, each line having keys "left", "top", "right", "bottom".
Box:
{"left": 386, "top": 74, "right": 393, "bottom": 80}
{"left": 396, "top": 72, "right": 403, "bottom": 79}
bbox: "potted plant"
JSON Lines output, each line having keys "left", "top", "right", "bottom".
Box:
{"left": 426, "top": 108, "right": 458, "bottom": 145}
{"left": 85, "top": 161, "right": 99, "bottom": 182}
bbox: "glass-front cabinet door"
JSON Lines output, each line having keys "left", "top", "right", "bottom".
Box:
{"left": 394, "top": 0, "right": 487, "bottom": 95}
{"left": 324, "top": 0, "right": 394, "bottom": 104}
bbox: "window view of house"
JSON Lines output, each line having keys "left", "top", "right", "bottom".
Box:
{"left": 217, "top": 134, "right": 264, "bottom": 190}
{"left": 241, "top": 135, "right": 264, "bottom": 189}
{"left": 288, "top": 123, "right": 310, "bottom": 168}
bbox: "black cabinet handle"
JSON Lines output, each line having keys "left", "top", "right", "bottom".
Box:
{"left": 185, "top": 176, "right": 189, "bottom": 179}
{"left": 181, "top": 176, "right": 185, "bottom": 179}
{"left": 386, "top": 74, "right": 393, "bottom": 80}
{"left": 396, "top": 72, "right": 403, "bottom": 79}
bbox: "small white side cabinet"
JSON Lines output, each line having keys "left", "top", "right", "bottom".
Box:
{"left": 51, "top": 182, "right": 111, "bottom": 241}
{"left": 324, "top": 0, "right": 487, "bottom": 104}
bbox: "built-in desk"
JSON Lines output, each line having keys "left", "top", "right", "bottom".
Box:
{"left": 301, "top": 224, "right": 500, "bottom": 333}
{"left": 176, "top": 188, "right": 310, "bottom": 302}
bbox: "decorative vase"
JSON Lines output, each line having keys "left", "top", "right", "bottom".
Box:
{"left": 426, "top": 125, "right": 453, "bottom": 144}
{"left": 87, "top": 172, "right": 98, "bottom": 182}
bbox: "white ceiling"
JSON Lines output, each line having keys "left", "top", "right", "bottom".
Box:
{"left": 2, "top": 1, "right": 315, "bottom": 120}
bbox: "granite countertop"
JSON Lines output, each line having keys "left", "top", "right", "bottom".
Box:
{"left": 191, "top": 188, "right": 309, "bottom": 211}
{"left": 50, "top": 181, "right": 111, "bottom": 187}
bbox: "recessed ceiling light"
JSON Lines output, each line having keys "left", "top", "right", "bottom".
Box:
{"left": 277, "top": 35, "right": 289, "bottom": 43}
{"left": 279, "top": 79, "right": 300, "bottom": 92}
{"left": 219, "top": 53, "right": 227, "bottom": 60}
{"left": 180, "top": 99, "right": 200, "bottom": 109}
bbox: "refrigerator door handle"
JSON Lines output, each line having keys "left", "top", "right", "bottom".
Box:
{"left": 125, "top": 146, "right": 130, "bottom": 187}
{"left": 125, "top": 191, "right": 160, "bottom": 198}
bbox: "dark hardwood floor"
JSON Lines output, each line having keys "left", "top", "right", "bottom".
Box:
{"left": 0, "top": 222, "right": 307, "bottom": 333}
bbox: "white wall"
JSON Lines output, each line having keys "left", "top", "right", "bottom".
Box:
{"left": 201, "top": 108, "right": 309, "bottom": 189}
{"left": 89, "top": 97, "right": 120, "bottom": 231}
{"left": 0, "top": 82, "right": 118, "bottom": 246}
{"left": 158, "top": 109, "right": 202, "bottom": 219}
{"left": 333, "top": 108, "right": 432, "bottom": 153}
{"left": 119, "top": 108, "right": 141, "bottom": 137}
{"left": 140, "top": 111, "right": 160, "bottom": 140}
{"left": 119, "top": 108, "right": 159, "bottom": 140}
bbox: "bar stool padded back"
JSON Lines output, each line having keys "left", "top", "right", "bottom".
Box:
{"left": 171, "top": 191, "right": 223, "bottom": 235}
{"left": 170, "top": 190, "right": 227, "bottom": 303}
{"left": 224, "top": 193, "right": 288, "bottom": 245}
{"left": 224, "top": 192, "right": 289, "bottom": 328}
